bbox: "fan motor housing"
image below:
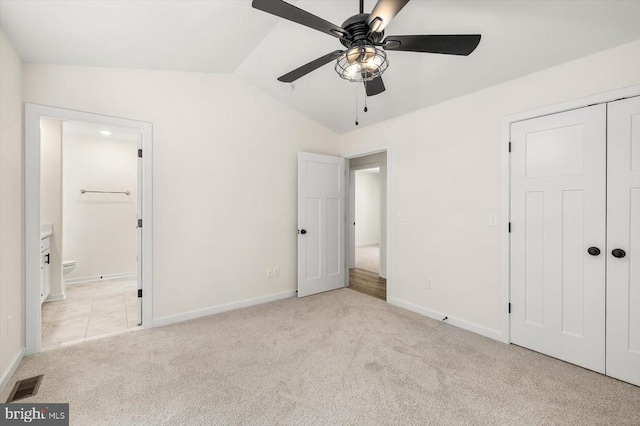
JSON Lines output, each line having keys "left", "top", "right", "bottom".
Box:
{"left": 340, "top": 13, "right": 384, "bottom": 48}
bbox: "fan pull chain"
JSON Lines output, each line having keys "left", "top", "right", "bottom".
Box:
{"left": 355, "top": 85, "right": 359, "bottom": 126}
{"left": 364, "top": 94, "right": 368, "bottom": 113}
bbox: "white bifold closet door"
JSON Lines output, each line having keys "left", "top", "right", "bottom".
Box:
{"left": 606, "top": 96, "right": 640, "bottom": 386}
{"left": 510, "top": 104, "right": 607, "bottom": 373}
{"left": 511, "top": 97, "right": 640, "bottom": 385}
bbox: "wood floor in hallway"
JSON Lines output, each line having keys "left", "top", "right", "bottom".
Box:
{"left": 348, "top": 268, "right": 386, "bottom": 301}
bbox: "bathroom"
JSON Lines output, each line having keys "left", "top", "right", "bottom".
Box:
{"left": 39, "top": 118, "right": 140, "bottom": 348}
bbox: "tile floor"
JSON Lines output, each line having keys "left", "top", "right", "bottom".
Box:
{"left": 41, "top": 278, "right": 139, "bottom": 349}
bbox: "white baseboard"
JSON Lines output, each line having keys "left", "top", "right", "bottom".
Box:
{"left": 153, "top": 290, "right": 297, "bottom": 328}
{"left": 45, "top": 292, "right": 66, "bottom": 302}
{"left": 389, "top": 297, "right": 503, "bottom": 342}
{"left": 65, "top": 272, "right": 137, "bottom": 285}
{"left": 0, "top": 348, "right": 25, "bottom": 394}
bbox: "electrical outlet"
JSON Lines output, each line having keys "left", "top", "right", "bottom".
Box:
{"left": 273, "top": 266, "right": 280, "bottom": 277}
{"left": 426, "top": 279, "right": 433, "bottom": 290}
{"left": 488, "top": 213, "right": 498, "bottom": 227}
{"left": 7, "top": 315, "right": 13, "bottom": 334}
{"left": 266, "top": 267, "right": 274, "bottom": 278}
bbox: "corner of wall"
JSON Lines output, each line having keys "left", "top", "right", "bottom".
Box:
{"left": 229, "top": 73, "right": 341, "bottom": 153}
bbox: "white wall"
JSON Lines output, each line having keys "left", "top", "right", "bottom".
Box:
{"left": 62, "top": 132, "right": 138, "bottom": 282}
{"left": 339, "top": 40, "right": 640, "bottom": 338}
{"left": 355, "top": 170, "right": 380, "bottom": 247}
{"left": 40, "top": 118, "right": 63, "bottom": 297}
{"left": 0, "top": 30, "right": 24, "bottom": 390}
{"left": 23, "top": 65, "right": 340, "bottom": 321}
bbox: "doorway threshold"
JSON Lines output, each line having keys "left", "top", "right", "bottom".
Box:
{"left": 40, "top": 326, "right": 144, "bottom": 352}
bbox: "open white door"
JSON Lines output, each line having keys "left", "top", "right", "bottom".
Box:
{"left": 606, "top": 96, "right": 640, "bottom": 386}
{"left": 298, "top": 152, "right": 346, "bottom": 297}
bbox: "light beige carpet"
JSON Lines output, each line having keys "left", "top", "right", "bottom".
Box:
{"left": 2, "top": 289, "right": 639, "bottom": 425}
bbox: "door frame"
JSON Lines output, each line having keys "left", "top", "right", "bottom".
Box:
{"left": 24, "top": 103, "right": 153, "bottom": 355}
{"left": 500, "top": 85, "right": 640, "bottom": 344}
{"left": 343, "top": 146, "right": 391, "bottom": 300}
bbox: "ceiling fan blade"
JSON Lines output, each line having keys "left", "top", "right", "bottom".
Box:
{"left": 278, "top": 50, "right": 344, "bottom": 83}
{"left": 252, "top": 0, "right": 347, "bottom": 39}
{"left": 364, "top": 76, "right": 386, "bottom": 97}
{"left": 367, "top": 0, "right": 410, "bottom": 33}
{"left": 383, "top": 34, "right": 481, "bottom": 56}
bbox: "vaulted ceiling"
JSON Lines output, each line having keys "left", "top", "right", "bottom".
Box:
{"left": 1, "top": 0, "right": 639, "bottom": 133}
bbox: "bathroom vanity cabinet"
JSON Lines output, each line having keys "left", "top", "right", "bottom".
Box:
{"left": 40, "top": 236, "right": 51, "bottom": 303}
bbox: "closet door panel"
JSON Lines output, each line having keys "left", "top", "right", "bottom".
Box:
{"left": 511, "top": 104, "right": 606, "bottom": 373}
{"left": 607, "top": 95, "right": 640, "bottom": 386}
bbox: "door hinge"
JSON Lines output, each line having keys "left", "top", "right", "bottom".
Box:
{"left": 138, "top": 289, "right": 142, "bottom": 298}
{"left": 508, "top": 303, "right": 511, "bottom": 314}
{"left": 508, "top": 142, "right": 512, "bottom": 153}
{"left": 138, "top": 149, "right": 143, "bottom": 158}
{"left": 508, "top": 222, "right": 511, "bottom": 233}
{"left": 138, "top": 218, "right": 143, "bottom": 228}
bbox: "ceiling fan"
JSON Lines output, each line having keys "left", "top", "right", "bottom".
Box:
{"left": 252, "top": 0, "right": 481, "bottom": 96}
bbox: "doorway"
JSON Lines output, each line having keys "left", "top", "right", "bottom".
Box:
{"left": 348, "top": 152, "right": 387, "bottom": 301}
{"left": 353, "top": 167, "right": 382, "bottom": 273}
{"left": 25, "top": 104, "right": 153, "bottom": 355}
{"left": 39, "top": 119, "right": 141, "bottom": 348}
{"left": 296, "top": 148, "right": 391, "bottom": 301}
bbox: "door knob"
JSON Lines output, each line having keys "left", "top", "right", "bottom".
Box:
{"left": 587, "top": 247, "right": 600, "bottom": 256}
{"left": 299, "top": 229, "right": 307, "bottom": 235}
{"left": 612, "top": 249, "right": 626, "bottom": 259}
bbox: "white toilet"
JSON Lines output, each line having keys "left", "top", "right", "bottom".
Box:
{"left": 62, "top": 260, "right": 76, "bottom": 275}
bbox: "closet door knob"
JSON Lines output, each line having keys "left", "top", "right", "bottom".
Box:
{"left": 587, "top": 247, "right": 600, "bottom": 256}
{"left": 612, "top": 249, "right": 626, "bottom": 259}
{"left": 299, "top": 229, "right": 307, "bottom": 235}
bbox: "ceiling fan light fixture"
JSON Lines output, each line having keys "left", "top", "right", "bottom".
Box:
{"left": 335, "top": 45, "right": 388, "bottom": 82}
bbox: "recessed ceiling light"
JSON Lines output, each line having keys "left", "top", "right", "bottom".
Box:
{"left": 100, "top": 130, "right": 112, "bottom": 136}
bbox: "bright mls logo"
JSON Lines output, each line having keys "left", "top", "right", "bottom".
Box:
{"left": 0, "top": 404, "right": 68, "bottom": 425}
